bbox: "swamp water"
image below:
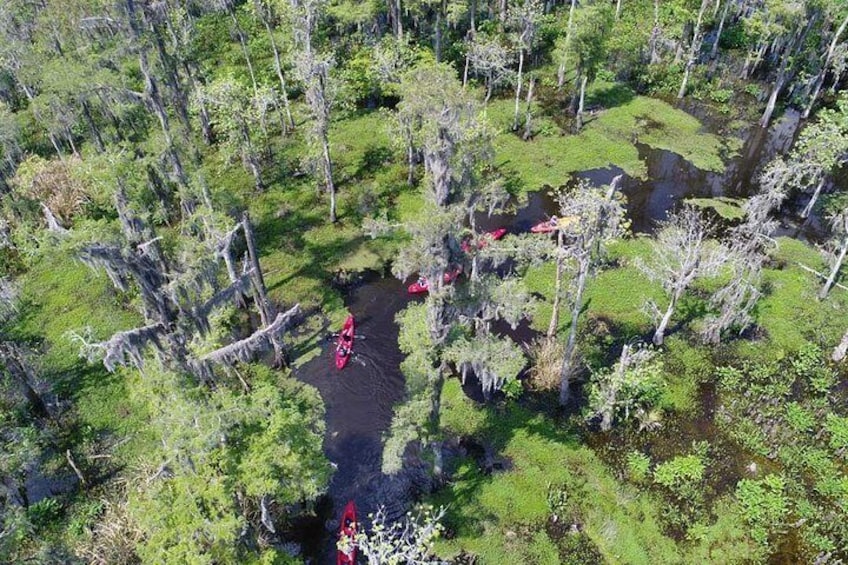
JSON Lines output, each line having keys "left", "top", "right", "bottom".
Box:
{"left": 289, "top": 110, "right": 806, "bottom": 560}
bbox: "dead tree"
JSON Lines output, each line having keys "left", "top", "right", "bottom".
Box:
{"left": 700, "top": 177, "right": 787, "bottom": 344}
{"left": 556, "top": 176, "right": 625, "bottom": 405}
{"left": 819, "top": 208, "right": 848, "bottom": 300}
{"left": 639, "top": 205, "right": 724, "bottom": 346}
{"left": 291, "top": 0, "right": 337, "bottom": 223}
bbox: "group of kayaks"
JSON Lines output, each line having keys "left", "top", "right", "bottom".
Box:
{"left": 334, "top": 220, "right": 562, "bottom": 369}
{"left": 406, "top": 219, "right": 566, "bottom": 295}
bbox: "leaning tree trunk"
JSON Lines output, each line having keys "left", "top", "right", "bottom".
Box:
{"left": 242, "top": 212, "right": 273, "bottom": 326}
{"left": 819, "top": 236, "right": 848, "bottom": 300}
{"left": 761, "top": 18, "right": 816, "bottom": 127}
{"left": 678, "top": 0, "right": 709, "bottom": 99}
{"left": 801, "top": 176, "right": 825, "bottom": 219}
{"left": 261, "top": 14, "right": 295, "bottom": 131}
{"left": 804, "top": 13, "right": 848, "bottom": 119}
{"left": 560, "top": 253, "right": 589, "bottom": 406}
{"left": 653, "top": 292, "right": 679, "bottom": 346}
{"left": 710, "top": 0, "right": 730, "bottom": 60}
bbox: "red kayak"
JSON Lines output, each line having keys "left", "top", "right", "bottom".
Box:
{"left": 461, "top": 227, "right": 508, "bottom": 252}
{"left": 531, "top": 216, "right": 577, "bottom": 234}
{"left": 337, "top": 500, "right": 358, "bottom": 565}
{"left": 408, "top": 267, "right": 462, "bottom": 294}
{"left": 335, "top": 314, "right": 354, "bottom": 370}
{"left": 531, "top": 218, "right": 560, "bottom": 233}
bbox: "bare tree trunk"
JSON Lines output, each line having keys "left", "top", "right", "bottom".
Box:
{"left": 615, "top": 0, "right": 622, "bottom": 19}
{"left": 227, "top": 4, "right": 259, "bottom": 99}
{"left": 801, "top": 176, "right": 825, "bottom": 219}
{"left": 833, "top": 329, "right": 848, "bottom": 362}
{"left": 260, "top": 13, "right": 295, "bottom": 131}
{"left": 321, "top": 132, "right": 337, "bottom": 222}
{"left": 819, "top": 237, "right": 848, "bottom": 300}
{"left": 523, "top": 77, "right": 535, "bottom": 140}
{"left": 463, "top": 51, "right": 470, "bottom": 88}
{"left": 649, "top": 0, "right": 661, "bottom": 64}
{"left": 547, "top": 234, "right": 564, "bottom": 338}
{"left": 242, "top": 212, "right": 273, "bottom": 326}
{"left": 429, "top": 364, "right": 446, "bottom": 478}
{"left": 804, "top": 13, "right": 848, "bottom": 119}
{"left": 558, "top": 0, "right": 577, "bottom": 89}
{"left": 66, "top": 450, "right": 87, "bottom": 487}
{"left": 710, "top": 0, "right": 730, "bottom": 60}
{"left": 513, "top": 49, "right": 524, "bottom": 131}
{"left": 560, "top": 254, "right": 589, "bottom": 406}
{"left": 761, "top": 18, "right": 816, "bottom": 127}
{"left": 434, "top": 10, "right": 442, "bottom": 61}
{"left": 678, "top": 0, "right": 709, "bottom": 99}
{"left": 575, "top": 74, "right": 588, "bottom": 131}
{"left": 653, "top": 293, "right": 678, "bottom": 345}
{"left": 81, "top": 100, "right": 105, "bottom": 152}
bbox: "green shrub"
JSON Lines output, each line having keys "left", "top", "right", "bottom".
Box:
{"left": 625, "top": 451, "right": 651, "bottom": 483}
{"left": 735, "top": 475, "right": 789, "bottom": 548}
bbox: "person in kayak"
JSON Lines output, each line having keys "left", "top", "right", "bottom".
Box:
{"left": 549, "top": 215, "right": 558, "bottom": 227}
{"left": 338, "top": 345, "right": 350, "bottom": 357}
{"left": 416, "top": 276, "right": 428, "bottom": 289}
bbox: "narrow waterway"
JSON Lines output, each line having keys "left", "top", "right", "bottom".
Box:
{"left": 288, "top": 109, "right": 808, "bottom": 560}
{"left": 292, "top": 275, "right": 419, "bottom": 562}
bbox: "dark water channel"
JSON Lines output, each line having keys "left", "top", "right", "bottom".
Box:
{"left": 292, "top": 275, "right": 416, "bottom": 562}
{"left": 289, "top": 110, "right": 807, "bottom": 560}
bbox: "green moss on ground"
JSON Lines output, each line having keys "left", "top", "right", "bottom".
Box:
{"left": 490, "top": 82, "right": 735, "bottom": 193}
{"left": 433, "top": 379, "right": 756, "bottom": 564}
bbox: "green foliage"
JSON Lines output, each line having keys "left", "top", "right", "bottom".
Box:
{"left": 26, "top": 497, "right": 61, "bottom": 530}
{"left": 625, "top": 451, "right": 651, "bottom": 483}
{"left": 735, "top": 475, "right": 789, "bottom": 548}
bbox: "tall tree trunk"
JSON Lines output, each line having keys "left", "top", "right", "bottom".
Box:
{"left": 761, "top": 18, "right": 816, "bottom": 127}
{"left": 227, "top": 5, "right": 259, "bottom": 99}
{"left": 513, "top": 49, "right": 524, "bottom": 131}
{"left": 434, "top": 10, "right": 442, "bottom": 61}
{"left": 428, "top": 364, "right": 446, "bottom": 478}
{"left": 616, "top": 0, "right": 622, "bottom": 19}
{"left": 819, "top": 237, "right": 848, "bottom": 300}
{"left": 559, "top": 254, "right": 589, "bottom": 405}
{"left": 321, "top": 130, "right": 337, "bottom": 223}
{"left": 260, "top": 14, "right": 295, "bottom": 131}
{"left": 804, "top": 13, "right": 848, "bottom": 119}
{"left": 81, "top": 100, "right": 105, "bottom": 152}
{"left": 1, "top": 345, "right": 51, "bottom": 421}
{"left": 242, "top": 211, "right": 273, "bottom": 326}
{"left": 678, "top": 0, "right": 709, "bottom": 99}
{"left": 547, "top": 237, "right": 564, "bottom": 338}
{"left": 833, "top": 328, "right": 848, "bottom": 362}
{"left": 710, "top": 0, "right": 730, "bottom": 60}
{"left": 649, "top": 0, "right": 661, "bottom": 64}
{"left": 558, "top": 0, "right": 577, "bottom": 89}
{"left": 653, "top": 293, "right": 678, "bottom": 345}
{"left": 575, "top": 74, "right": 588, "bottom": 131}
{"left": 523, "top": 77, "right": 535, "bottom": 140}
{"left": 801, "top": 176, "right": 825, "bottom": 219}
